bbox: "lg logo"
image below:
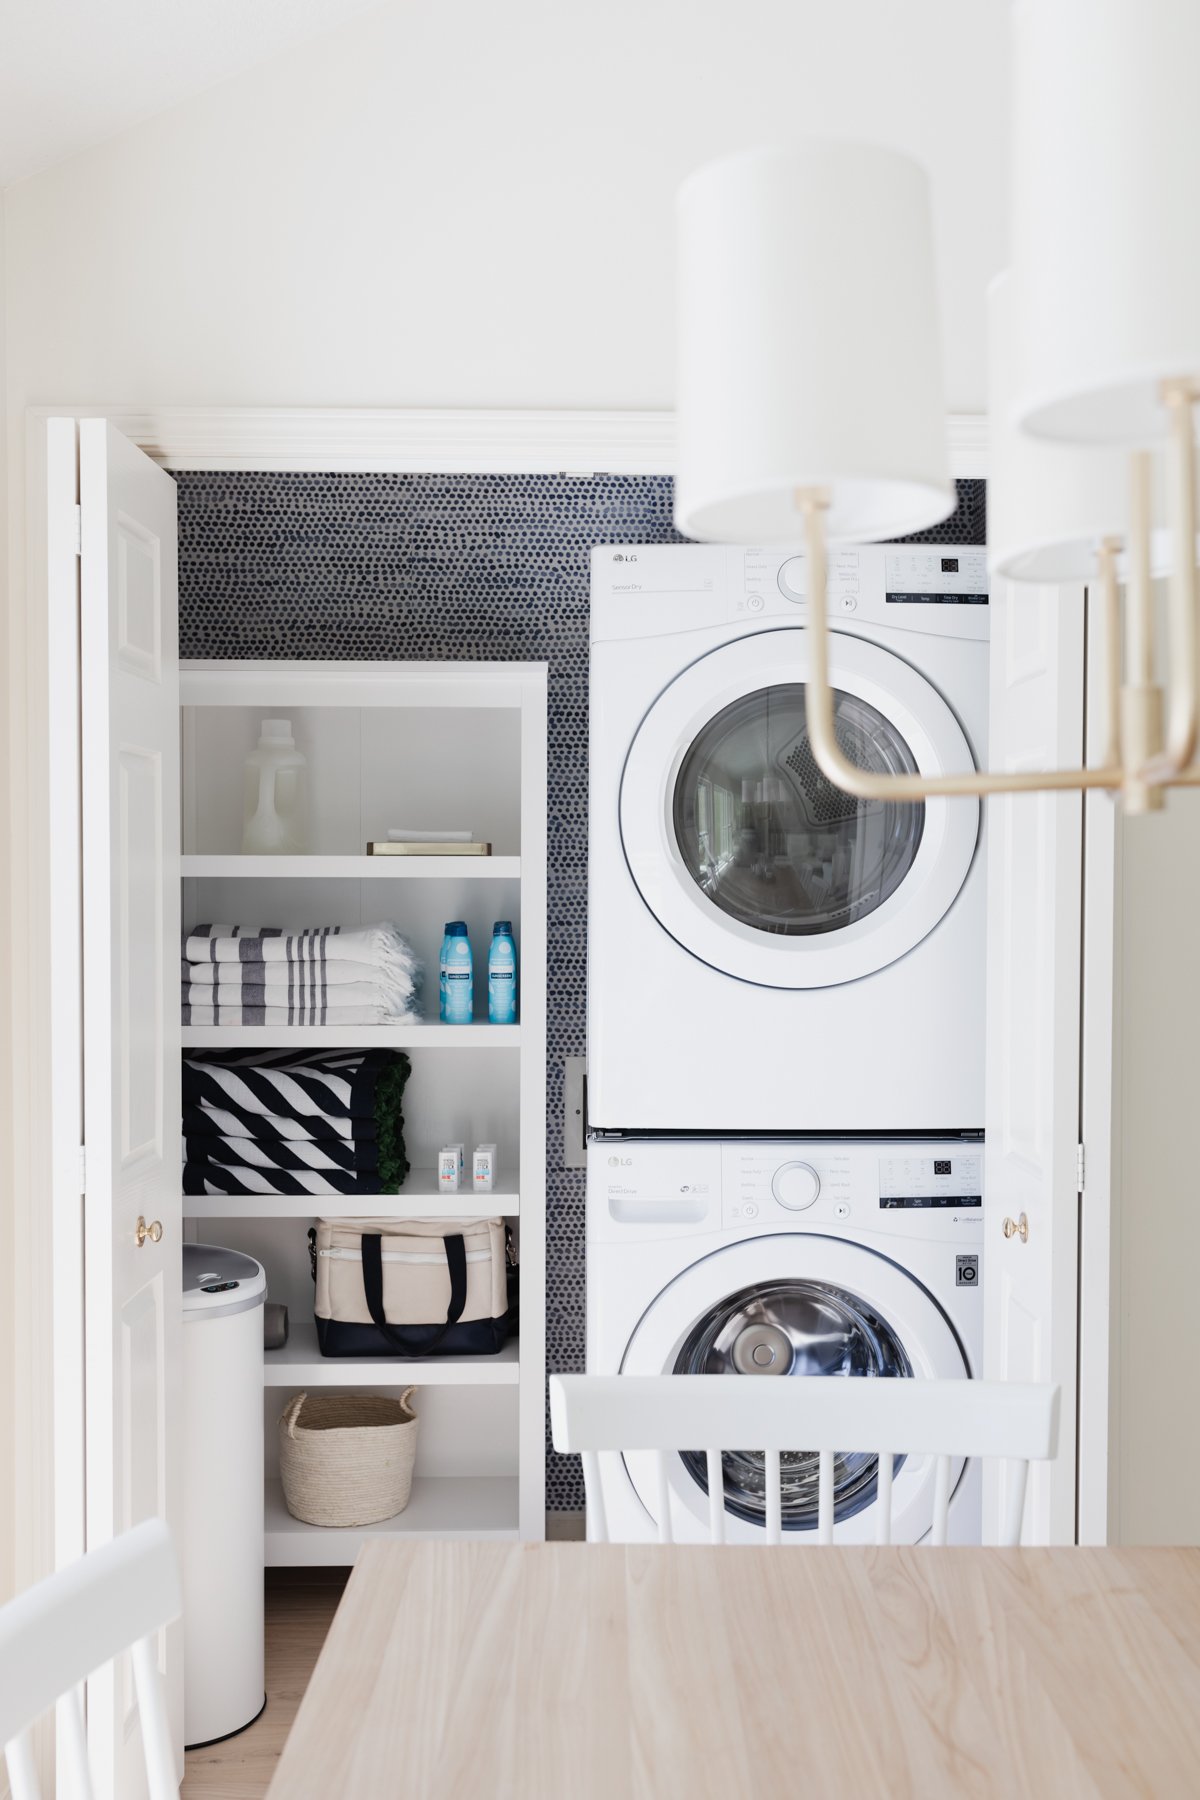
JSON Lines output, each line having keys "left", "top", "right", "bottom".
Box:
{"left": 608, "top": 1155, "right": 633, "bottom": 1167}
{"left": 612, "top": 553, "right": 638, "bottom": 563}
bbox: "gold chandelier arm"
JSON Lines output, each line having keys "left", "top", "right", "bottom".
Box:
{"left": 1140, "top": 382, "right": 1199, "bottom": 782}
{"left": 1118, "top": 451, "right": 1166, "bottom": 812}
{"left": 1096, "top": 538, "right": 1123, "bottom": 772}
{"left": 798, "top": 491, "right": 1122, "bottom": 801}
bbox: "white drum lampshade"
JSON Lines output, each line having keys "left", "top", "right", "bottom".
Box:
{"left": 988, "top": 272, "right": 1137, "bottom": 582}
{"left": 1011, "top": 0, "right": 1200, "bottom": 445}
{"left": 674, "top": 143, "right": 955, "bottom": 546}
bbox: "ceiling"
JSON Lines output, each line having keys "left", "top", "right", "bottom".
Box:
{"left": 0, "top": 0, "right": 388, "bottom": 187}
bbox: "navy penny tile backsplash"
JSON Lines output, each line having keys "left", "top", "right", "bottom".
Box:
{"left": 176, "top": 471, "right": 986, "bottom": 1511}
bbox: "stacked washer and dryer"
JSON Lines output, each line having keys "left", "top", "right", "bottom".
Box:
{"left": 585, "top": 540, "right": 989, "bottom": 1543}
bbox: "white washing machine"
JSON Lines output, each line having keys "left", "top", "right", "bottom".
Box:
{"left": 588, "top": 542, "right": 988, "bottom": 1133}
{"left": 587, "top": 1136, "right": 983, "bottom": 1544}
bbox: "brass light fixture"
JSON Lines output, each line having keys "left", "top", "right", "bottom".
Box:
{"left": 674, "top": 3, "right": 1200, "bottom": 817}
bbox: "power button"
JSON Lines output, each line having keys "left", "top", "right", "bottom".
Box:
{"left": 746, "top": 594, "right": 764, "bottom": 613}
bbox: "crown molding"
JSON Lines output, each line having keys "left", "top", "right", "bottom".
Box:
{"left": 28, "top": 405, "right": 989, "bottom": 480}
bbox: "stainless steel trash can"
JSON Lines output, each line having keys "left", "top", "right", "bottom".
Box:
{"left": 182, "top": 1244, "right": 267, "bottom": 1747}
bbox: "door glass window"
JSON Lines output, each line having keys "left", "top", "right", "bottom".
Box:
{"left": 672, "top": 685, "right": 924, "bottom": 935}
{"left": 673, "top": 1279, "right": 912, "bottom": 1530}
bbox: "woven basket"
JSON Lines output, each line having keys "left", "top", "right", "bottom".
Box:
{"left": 279, "top": 1388, "right": 418, "bottom": 1527}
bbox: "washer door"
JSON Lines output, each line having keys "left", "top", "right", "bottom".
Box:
{"left": 620, "top": 629, "right": 979, "bottom": 988}
{"left": 621, "top": 1235, "right": 969, "bottom": 1543}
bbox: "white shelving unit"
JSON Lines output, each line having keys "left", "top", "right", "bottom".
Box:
{"left": 182, "top": 1024, "right": 523, "bottom": 1048}
{"left": 182, "top": 854, "right": 524, "bottom": 880}
{"left": 264, "top": 1477, "right": 521, "bottom": 1564}
{"left": 265, "top": 1326, "right": 521, "bottom": 1386}
{"left": 180, "top": 659, "right": 547, "bottom": 1560}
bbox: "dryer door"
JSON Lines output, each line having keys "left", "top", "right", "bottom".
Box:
{"left": 620, "top": 628, "right": 979, "bottom": 988}
{"left": 620, "top": 1234, "right": 970, "bottom": 1543}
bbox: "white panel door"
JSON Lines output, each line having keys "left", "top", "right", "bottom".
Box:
{"left": 80, "top": 420, "right": 182, "bottom": 1793}
{"left": 983, "top": 579, "right": 1084, "bottom": 1545}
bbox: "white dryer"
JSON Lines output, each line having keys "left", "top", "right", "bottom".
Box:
{"left": 587, "top": 1136, "right": 983, "bottom": 1544}
{"left": 588, "top": 542, "right": 988, "bottom": 1133}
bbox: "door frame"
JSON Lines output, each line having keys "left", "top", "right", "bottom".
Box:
{"left": 1077, "top": 590, "right": 1122, "bottom": 1544}
{"left": 6, "top": 407, "right": 993, "bottom": 1629}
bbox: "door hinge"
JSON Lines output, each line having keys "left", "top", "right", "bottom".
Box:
{"left": 1076, "top": 1143, "right": 1086, "bottom": 1193}
{"left": 79, "top": 1144, "right": 87, "bottom": 1194}
{"left": 72, "top": 504, "right": 82, "bottom": 555}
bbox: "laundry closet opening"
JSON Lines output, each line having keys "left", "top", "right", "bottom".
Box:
{"left": 176, "top": 469, "right": 987, "bottom": 1514}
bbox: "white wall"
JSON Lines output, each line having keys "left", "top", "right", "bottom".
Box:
{"left": 1, "top": 0, "right": 1011, "bottom": 415}
{"left": 0, "top": 188, "right": 13, "bottom": 1612}
{"left": 0, "top": 0, "right": 1011, "bottom": 1597}
{"left": 1113, "top": 793, "right": 1200, "bottom": 1543}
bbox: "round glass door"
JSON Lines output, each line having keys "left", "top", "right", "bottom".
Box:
{"left": 673, "top": 684, "right": 924, "bottom": 937}
{"left": 619, "top": 629, "right": 981, "bottom": 989}
{"left": 620, "top": 1233, "right": 971, "bottom": 1543}
{"left": 673, "top": 1278, "right": 911, "bottom": 1530}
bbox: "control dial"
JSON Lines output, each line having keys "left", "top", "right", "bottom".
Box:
{"left": 777, "top": 556, "right": 807, "bottom": 603}
{"left": 771, "top": 1161, "right": 821, "bottom": 1211}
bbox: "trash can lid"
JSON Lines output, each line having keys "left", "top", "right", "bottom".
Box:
{"left": 183, "top": 1243, "right": 267, "bottom": 1319}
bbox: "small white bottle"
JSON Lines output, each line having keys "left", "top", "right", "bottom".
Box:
{"left": 473, "top": 1144, "right": 497, "bottom": 1194}
{"left": 242, "top": 720, "right": 308, "bottom": 855}
{"left": 438, "top": 1148, "right": 460, "bottom": 1193}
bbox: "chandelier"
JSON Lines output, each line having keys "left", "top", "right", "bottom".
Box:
{"left": 673, "top": 0, "right": 1200, "bottom": 814}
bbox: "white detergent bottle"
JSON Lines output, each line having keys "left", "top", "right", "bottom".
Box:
{"left": 242, "top": 719, "right": 309, "bottom": 854}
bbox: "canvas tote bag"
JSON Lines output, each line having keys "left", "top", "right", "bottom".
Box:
{"left": 311, "top": 1216, "right": 512, "bottom": 1357}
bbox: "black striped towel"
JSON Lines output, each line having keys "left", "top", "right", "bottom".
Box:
{"left": 182, "top": 1048, "right": 410, "bottom": 1194}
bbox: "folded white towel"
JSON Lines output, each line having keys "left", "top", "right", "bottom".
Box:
{"left": 181, "top": 971, "right": 412, "bottom": 1009}
{"left": 182, "top": 958, "right": 411, "bottom": 992}
{"left": 183, "top": 922, "right": 421, "bottom": 976}
{"left": 182, "top": 1001, "right": 417, "bottom": 1027}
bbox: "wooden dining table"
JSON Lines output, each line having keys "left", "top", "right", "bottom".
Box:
{"left": 266, "top": 1540, "right": 1200, "bottom": 1799}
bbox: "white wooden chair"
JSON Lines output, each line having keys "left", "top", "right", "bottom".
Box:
{"left": 0, "top": 1517, "right": 182, "bottom": 1800}
{"left": 550, "top": 1374, "right": 1060, "bottom": 1547}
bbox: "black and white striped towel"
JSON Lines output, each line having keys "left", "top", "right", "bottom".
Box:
{"left": 182, "top": 1048, "right": 387, "bottom": 1126}
{"left": 181, "top": 1047, "right": 411, "bottom": 1193}
{"left": 182, "top": 1160, "right": 366, "bottom": 1198}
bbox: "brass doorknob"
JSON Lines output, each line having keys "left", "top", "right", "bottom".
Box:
{"left": 1002, "top": 1212, "right": 1029, "bottom": 1244}
{"left": 135, "top": 1216, "right": 163, "bottom": 1248}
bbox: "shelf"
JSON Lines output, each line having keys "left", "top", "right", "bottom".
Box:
{"left": 265, "top": 1325, "right": 520, "bottom": 1387}
{"left": 264, "top": 1476, "right": 520, "bottom": 1564}
{"left": 182, "top": 854, "right": 521, "bottom": 880}
{"left": 184, "top": 1171, "right": 518, "bottom": 1220}
{"left": 181, "top": 1023, "right": 521, "bottom": 1049}
{"left": 182, "top": 1169, "right": 520, "bottom": 1219}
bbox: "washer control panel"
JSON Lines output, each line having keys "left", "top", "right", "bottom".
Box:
{"left": 590, "top": 542, "right": 989, "bottom": 645}
{"left": 724, "top": 1142, "right": 853, "bottom": 1224}
{"left": 719, "top": 1141, "right": 982, "bottom": 1231}
{"left": 589, "top": 1137, "right": 984, "bottom": 1243}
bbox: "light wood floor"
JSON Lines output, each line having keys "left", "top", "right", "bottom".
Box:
{"left": 181, "top": 1572, "right": 347, "bottom": 1800}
